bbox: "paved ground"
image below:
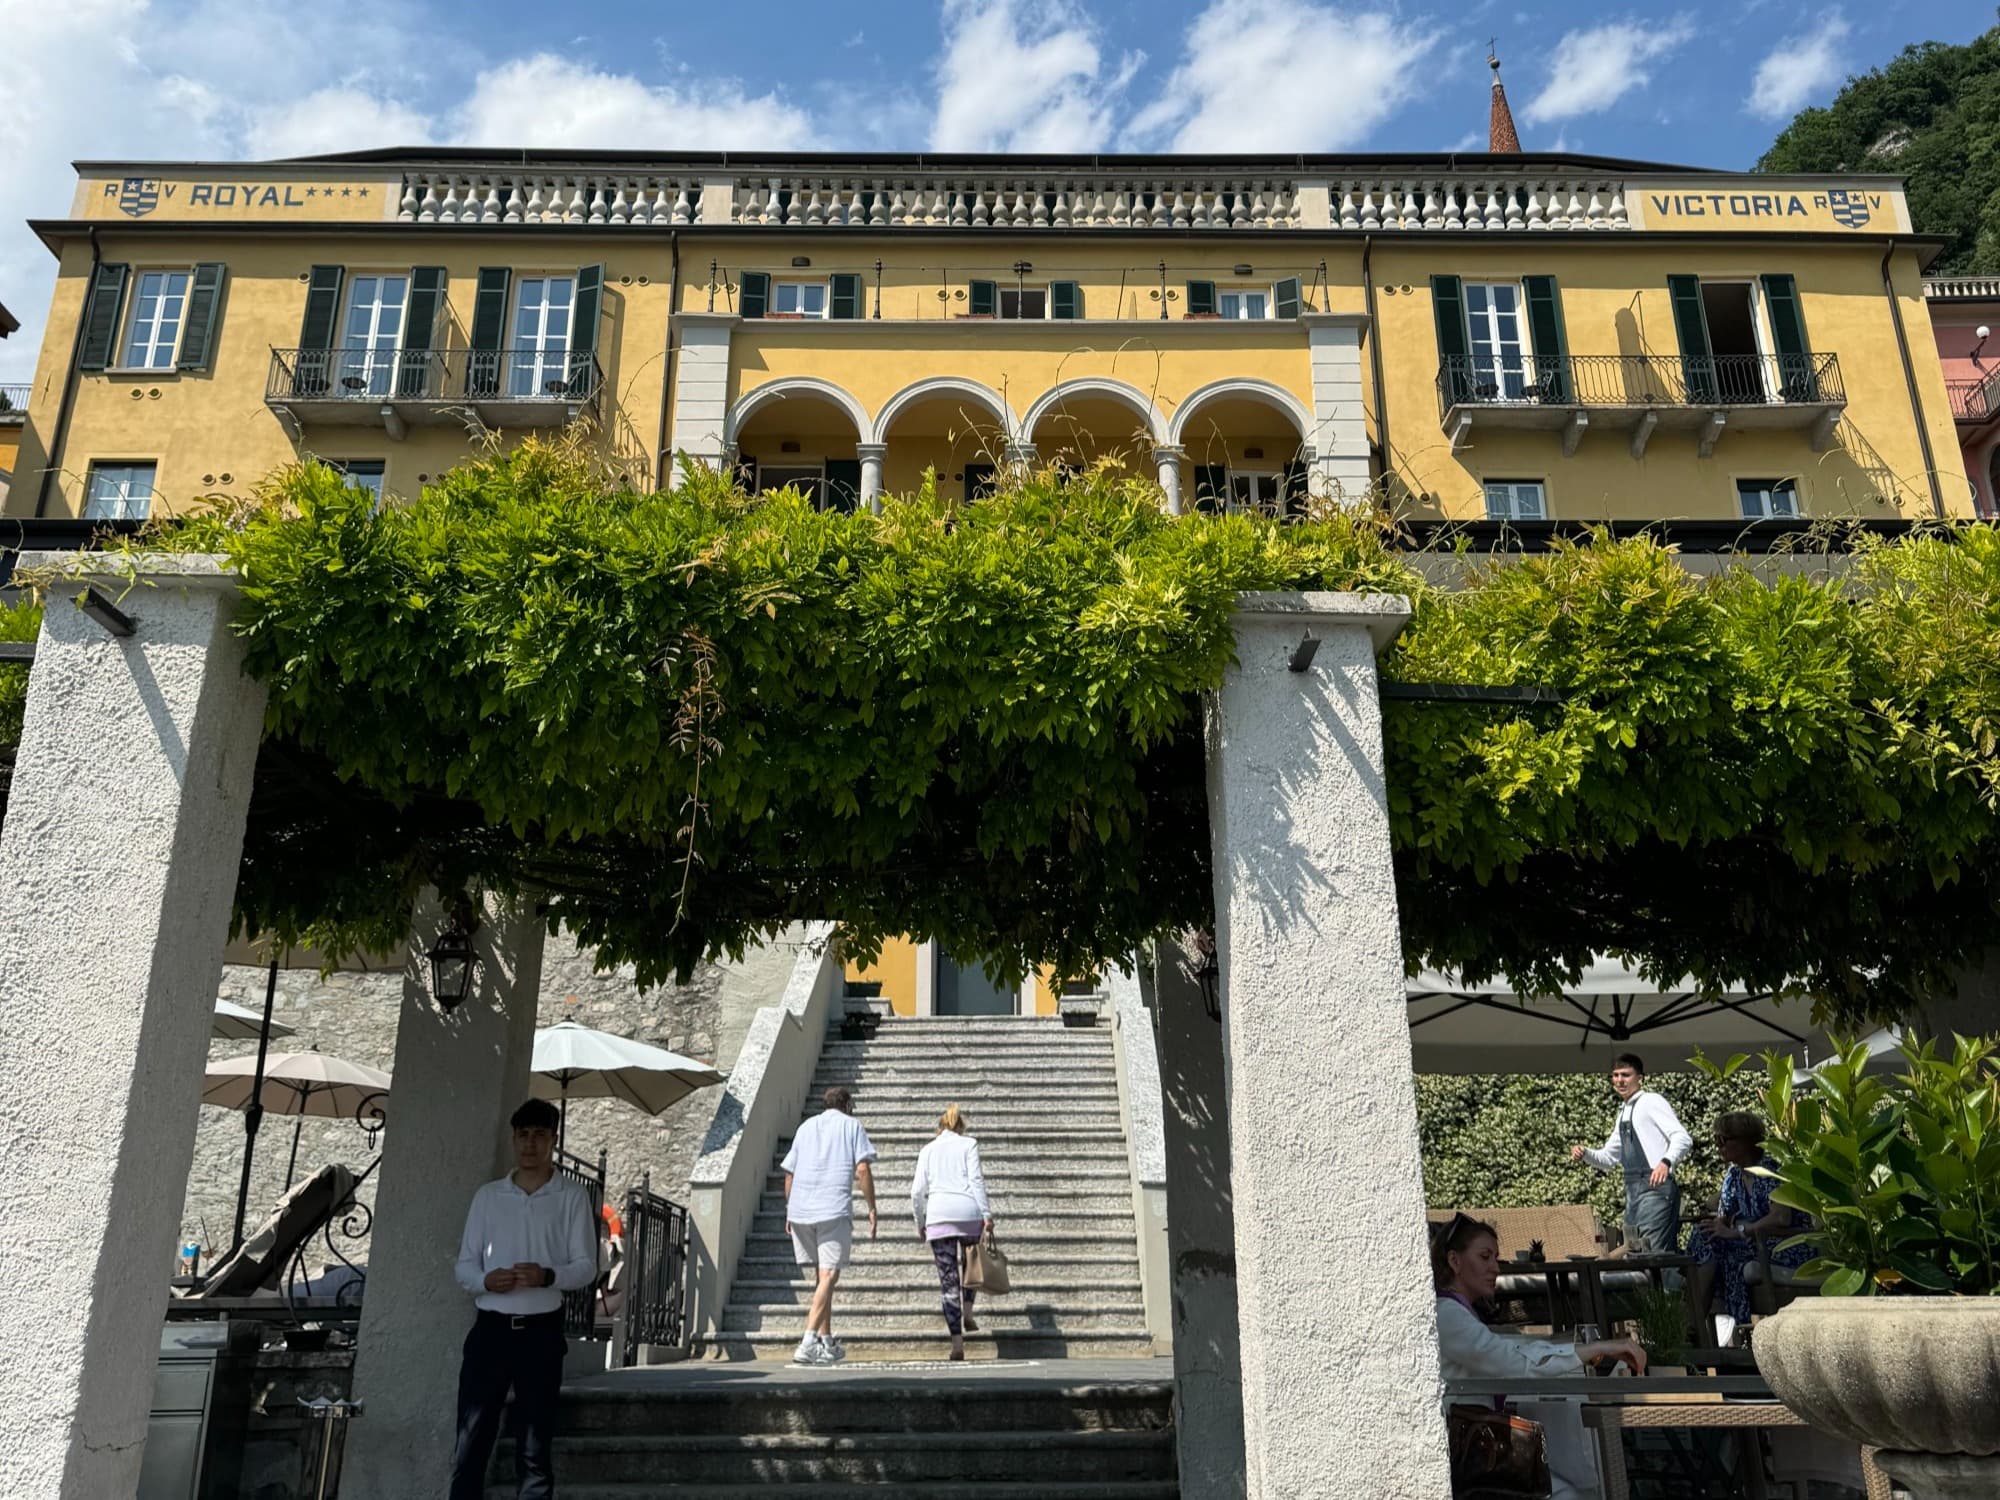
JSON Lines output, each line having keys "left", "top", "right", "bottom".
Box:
{"left": 568, "top": 1356, "right": 1177, "bottom": 1393}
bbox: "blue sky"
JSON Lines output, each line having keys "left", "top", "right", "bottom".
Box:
{"left": 1, "top": 0, "right": 1994, "bottom": 379}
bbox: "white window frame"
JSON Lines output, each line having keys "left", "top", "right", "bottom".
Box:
{"left": 510, "top": 273, "right": 576, "bottom": 397}
{"left": 1735, "top": 477, "right": 1799, "bottom": 518}
{"left": 998, "top": 285, "right": 1050, "bottom": 321}
{"left": 1484, "top": 479, "right": 1548, "bottom": 520}
{"left": 83, "top": 461, "right": 157, "bottom": 520}
{"left": 325, "top": 459, "right": 387, "bottom": 506}
{"left": 770, "top": 281, "right": 829, "bottom": 319}
{"left": 1463, "top": 282, "right": 1535, "bottom": 402}
{"left": 1226, "top": 468, "right": 1282, "bottom": 515}
{"left": 1217, "top": 287, "right": 1274, "bottom": 321}
{"left": 119, "top": 268, "right": 193, "bottom": 371}
{"left": 336, "top": 271, "right": 412, "bottom": 398}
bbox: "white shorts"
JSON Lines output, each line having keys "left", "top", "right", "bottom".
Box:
{"left": 791, "top": 1217, "right": 853, "bottom": 1271}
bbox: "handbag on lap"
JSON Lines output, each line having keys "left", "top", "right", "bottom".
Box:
{"left": 963, "top": 1228, "right": 1011, "bottom": 1295}
{"left": 1445, "top": 1404, "right": 1551, "bottom": 1499}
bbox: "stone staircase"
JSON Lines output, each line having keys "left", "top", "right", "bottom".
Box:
{"left": 716, "top": 1016, "right": 1155, "bottom": 1362}
{"left": 491, "top": 1367, "right": 1177, "bottom": 1497}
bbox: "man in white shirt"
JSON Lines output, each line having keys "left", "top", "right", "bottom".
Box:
{"left": 449, "top": 1098, "right": 598, "bottom": 1500}
{"left": 1571, "top": 1052, "right": 1694, "bottom": 1254}
{"left": 782, "top": 1085, "right": 878, "bottom": 1366}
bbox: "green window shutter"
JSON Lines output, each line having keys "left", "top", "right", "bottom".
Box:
{"left": 399, "top": 267, "right": 447, "bottom": 398}
{"left": 830, "top": 274, "right": 863, "bottom": 320}
{"left": 1430, "top": 274, "right": 1470, "bottom": 402}
{"left": 1522, "top": 275, "right": 1572, "bottom": 405}
{"left": 739, "top": 271, "right": 770, "bottom": 319}
{"left": 298, "top": 264, "right": 344, "bottom": 350}
{"left": 968, "top": 279, "right": 997, "bottom": 317}
{"left": 824, "top": 458, "right": 863, "bottom": 512}
{"left": 175, "top": 263, "right": 227, "bottom": 373}
{"left": 467, "top": 267, "right": 511, "bottom": 397}
{"left": 1760, "top": 273, "right": 1817, "bottom": 401}
{"left": 1051, "top": 281, "right": 1082, "bottom": 320}
{"left": 79, "top": 263, "right": 131, "bottom": 371}
{"left": 570, "top": 264, "right": 605, "bottom": 397}
{"left": 1194, "top": 464, "right": 1227, "bottom": 515}
{"left": 1668, "top": 275, "right": 1716, "bottom": 404}
{"left": 1274, "top": 277, "right": 1302, "bottom": 320}
{"left": 1185, "top": 280, "right": 1217, "bottom": 317}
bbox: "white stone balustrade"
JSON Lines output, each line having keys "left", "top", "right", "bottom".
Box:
{"left": 398, "top": 172, "right": 701, "bottom": 226}
{"left": 1332, "top": 177, "right": 1629, "bottom": 231}
{"left": 733, "top": 178, "right": 1303, "bottom": 230}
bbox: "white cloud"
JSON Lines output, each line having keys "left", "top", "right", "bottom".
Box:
{"left": 1125, "top": 0, "right": 1435, "bottom": 152}
{"left": 1746, "top": 14, "right": 1850, "bottom": 120}
{"left": 452, "top": 55, "right": 818, "bottom": 151}
{"left": 930, "top": 0, "right": 1138, "bottom": 152}
{"left": 244, "top": 89, "right": 436, "bottom": 161}
{"left": 1522, "top": 17, "right": 1696, "bottom": 125}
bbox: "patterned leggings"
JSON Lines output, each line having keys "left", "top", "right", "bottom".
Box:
{"left": 929, "top": 1236, "right": 979, "bottom": 1335}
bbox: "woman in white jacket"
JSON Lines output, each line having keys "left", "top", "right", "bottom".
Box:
{"left": 1433, "top": 1213, "right": 1645, "bottom": 1500}
{"left": 910, "top": 1104, "right": 993, "bottom": 1361}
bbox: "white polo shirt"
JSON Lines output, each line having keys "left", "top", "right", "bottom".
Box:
{"left": 453, "top": 1170, "right": 599, "bottom": 1315}
{"left": 782, "top": 1108, "right": 878, "bottom": 1225}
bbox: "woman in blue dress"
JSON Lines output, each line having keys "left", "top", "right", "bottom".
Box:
{"left": 1687, "top": 1111, "right": 1813, "bottom": 1332}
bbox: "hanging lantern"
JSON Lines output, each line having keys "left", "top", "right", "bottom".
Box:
{"left": 427, "top": 914, "right": 479, "bottom": 1013}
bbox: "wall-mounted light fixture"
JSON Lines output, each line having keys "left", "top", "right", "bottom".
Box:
{"left": 1232, "top": 263, "right": 1254, "bottom": 276}
{"left": 791, "top": 256, "right": 812, "bottom": 268}
{"left": 426, "top": 908, "right": 480, "bottom": 1013}
{"left": 1974, "top": 325, "right": 1992, "bottom": 367}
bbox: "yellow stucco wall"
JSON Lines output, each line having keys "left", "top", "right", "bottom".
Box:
{"left": 3, "top": 167, "right": 1969, "bottom": 525}
{"left": 846, "top": 937, "right": 919, "bottom": 1018}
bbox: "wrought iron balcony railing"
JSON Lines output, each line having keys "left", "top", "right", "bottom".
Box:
{"left": 1946, "top": 367, "right": 2000, "bottom": 422}
{"left": 265, "top": 347, "right": 603, "bottom": 406}
{"left": 1436, "top": 352, "right": 1844, "bottom": 415}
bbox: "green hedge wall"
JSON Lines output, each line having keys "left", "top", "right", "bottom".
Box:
{"left": 1417, "top": 1069, "right": 1769, "bottom": 1229}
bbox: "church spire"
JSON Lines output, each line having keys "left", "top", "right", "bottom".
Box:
{"left": 1488, "top": 49, "right": 1522, "bottom": 154}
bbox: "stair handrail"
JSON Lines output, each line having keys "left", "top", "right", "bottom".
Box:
{"left": 686, "top": 920, "right": 842, "bottom": 1348}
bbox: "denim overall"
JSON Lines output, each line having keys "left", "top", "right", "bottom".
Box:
{"left": 1620, "top": 1099, "right": 1681, "bottom": 1254}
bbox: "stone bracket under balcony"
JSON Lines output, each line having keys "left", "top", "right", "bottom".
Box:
{"left": 264, "top": 348, "right": 603, "bottom": 441}
{"left": 1438, "top": 353, "right": 1845, "bottom": 460}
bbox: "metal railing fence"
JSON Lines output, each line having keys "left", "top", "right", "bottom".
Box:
{"left": 619, "top": 1172, "right": 691, "bottom": 1364}
{"left": 266, "top": 348, "right": 603, "bottom": 404}
{"left": 1437, "top": 352, "right": 1844, "bottom": 415}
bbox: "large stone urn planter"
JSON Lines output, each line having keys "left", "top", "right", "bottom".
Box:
{"left": 1755, "top": 1298, "right": 2000, "bottom": 1500}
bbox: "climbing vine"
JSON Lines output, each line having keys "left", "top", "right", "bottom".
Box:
{"left": 7, "top": 442, "right": 1999, "bottom": 1020}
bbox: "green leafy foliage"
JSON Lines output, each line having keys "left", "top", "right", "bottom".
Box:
{"left": 1758, "top": 24, "right": 2000, "bottom": 273}
{"left": 1703, "top": 1036, "right": 2000, "bottom": 1295}
{"left": 7, "top": 444, "right": 2000, "bottom": 1015}
{"left": 1417, "top": 1070, "right": 1763, "bottom": 1228}
{"left": 0, "top": 598, "right": 38, "bottom": 782}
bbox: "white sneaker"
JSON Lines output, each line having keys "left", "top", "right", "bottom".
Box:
{"left": 794, "top": 1335, "right": 831, "bottom": 1366}
{"left": 824, "top": 1337, "right": 848, "bottom": 1363}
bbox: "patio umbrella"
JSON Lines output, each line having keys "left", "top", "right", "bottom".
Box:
{"left": 530, "top": 1021, "right": 725, "bottom": 1147}
{"left": 1405, "top": 955, "right": 1845, "bottom": 1075}
{"left": 212, "top": 998, "right": 297, "bottom": 1041}
{"left": 203, "top": 1049, "right": 392, "bottom": 1198}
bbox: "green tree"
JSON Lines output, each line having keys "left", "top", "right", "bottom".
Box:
{"left": 1759, "top": 24, "right": 2000, "bottom": 274}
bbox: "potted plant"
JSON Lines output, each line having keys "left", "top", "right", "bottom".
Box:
{"left": 1707, "top": 1035, "right": 2000, "bottom": 1500}
{"left": 1627, "top": 1285, "right": 1690, "bottom": 1375}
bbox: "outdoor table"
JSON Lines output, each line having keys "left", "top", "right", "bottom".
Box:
{"left": 1443, "top": 1377, "right": 1890, "bottom": 1500}
{"left": 1537, "top": 1253, "right": 1716, "bottom": 1349}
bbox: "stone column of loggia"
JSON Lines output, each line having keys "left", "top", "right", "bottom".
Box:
{"left": 1153, "top": 444, "right": 1187, "bottom": 514}
{"left": 345, "top": 890, "right": 547, "bottom": 1500}
{"left": 0, "top": 555, "right": 267, "bottom": 1499}
{"left": 1203, "top": 591, "right": 1450, "bottom": 1500}
{"left": 856, "top": 443, "right": 888, "bottom": 513}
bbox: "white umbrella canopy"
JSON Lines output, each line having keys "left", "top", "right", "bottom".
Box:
{"left": 202, "top": 1050, "right": 392, "bottom": 1119}
{"left": 1406, "top": 956, "right": 1844, "bottom": 1075}
{"left": 212, "top": 999, "right": 297, "bottom": 1042}
{"left": 531, "top": 1021, "right": 725, "bottom": 1115}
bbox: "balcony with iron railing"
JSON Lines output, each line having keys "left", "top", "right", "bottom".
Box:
{"left": 0, "top": 384, "right": 30, "bottom": 421}
{"left": 1946, "top": 365, "right": 2000, "bottom": 425}
{"left": 1437, "top": 352, "right": 1846, "bottom": 458}
{"left": 264, "top": 347, "right": 602, "bottom": 437}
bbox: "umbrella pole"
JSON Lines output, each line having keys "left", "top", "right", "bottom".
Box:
{"left": 284, "top": 1115, "right": 303, "bottom": 1192}
{"left": 559, "top": 1080, "right": 568, "bottom": 1155}
{"left": 229, "top": 955, "right": 281, "bottom": 1254}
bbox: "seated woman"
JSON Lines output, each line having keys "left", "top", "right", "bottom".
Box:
{"left": 1433, "top": 1213, "right": 1645, "bottom": 1500}
{"left": 1687, "top": 1111, "right": 1812, "bottom": 1336}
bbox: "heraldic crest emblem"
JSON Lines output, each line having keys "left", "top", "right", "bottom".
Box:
{"left": 1827, "top": 189, "right": 1871, "bottom": 229}
{"left": 117, "top": 178, "right": 159, "bottom": 218}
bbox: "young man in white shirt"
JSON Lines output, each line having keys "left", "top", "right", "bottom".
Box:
{"left": 1571, "top": 1052, "right": 1694, "bottom": 1254}
{"left": 782, "top": 1085, "right": 879, "bottom": 1365}
{"left": 449, "top": 1098, "right": 598, "bottom": 1500}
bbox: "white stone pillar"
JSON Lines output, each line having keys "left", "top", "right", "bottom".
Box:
{"left": 1301, "top": 312, "right": 1374, "bottom": 503}
{"left": 666, "top": 311, "right": 738, "bottom": 486}
{"left": 346, "top": 891, "right": 547, "bottom": 1500}
{"left": 857, "top": 442, "right": 888, "bottom": 513}
{"left": 1205, "top": 591, "right": 1448, "bottom": 1500}
{"left": 1153, "top": 444, "right": 1186, "bottom": 514}
{"left": 1004, "top": 440, "right": 1039, "bottom": 476}
{"left": 0, "top": 555, "right": 266, "bottom": 1499}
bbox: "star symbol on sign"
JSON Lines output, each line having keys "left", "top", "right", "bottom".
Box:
{"left": 305, "top": 187, "right": 317, "bottom": 198}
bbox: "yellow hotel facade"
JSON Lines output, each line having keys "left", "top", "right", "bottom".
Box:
{"left": 0, "top": 145, "right": 1973, "bottom": 1012}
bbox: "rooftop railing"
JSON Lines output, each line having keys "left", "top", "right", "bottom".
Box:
{"left": 1924, "top": 277, "right": 2000, "bottom": 301}
{"left": 1436, "top": 352, "right": 1844, "bottom": 415}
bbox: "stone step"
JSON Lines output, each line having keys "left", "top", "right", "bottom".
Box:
{"left": 496, "top": 1429, "right": 1174, "bottom": 1486}
{"left": 750, "top": 1212, "right": 1136, "bottom": 1239}
{"left": 801, "top": 1107, "right": 1124, "bottom": 1126}
{"left": 758, "top": 1191, "right": 1133, "bottom": 1218}
{"left": 766, "top": 1168, "right": 1133, "bottom": 1192}
{"left": 721, "top": 1302, "right": 1147, "bottom": 1334}
{"left": 818, "top": 1042, "right": 1112, "bottom": 1059}
{"left": 495, "top": 1487, "right": 1174, "bottom": 1500}
{"left": 548, "top": 1379, "right": 1174, "bottom": 1436}
{"left": 728, "top": 1281, "right": 1143, "bottom": 1311}
{"left": 806, "top": 1080, "right": 1121, "bottom": 1098}
{"left": 710, "top": 1327, "right": 1157, "bottom": 1361}
{"left": 784, "top": 1128, "right": 1129, "bottom": 1148}
{"left": 732, "top": 1253, "right": 1142, "bottom": 1283}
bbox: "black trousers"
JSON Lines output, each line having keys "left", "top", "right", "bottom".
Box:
{"left": 449, "top": 1309, "right": 566, "bottom": 1500}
